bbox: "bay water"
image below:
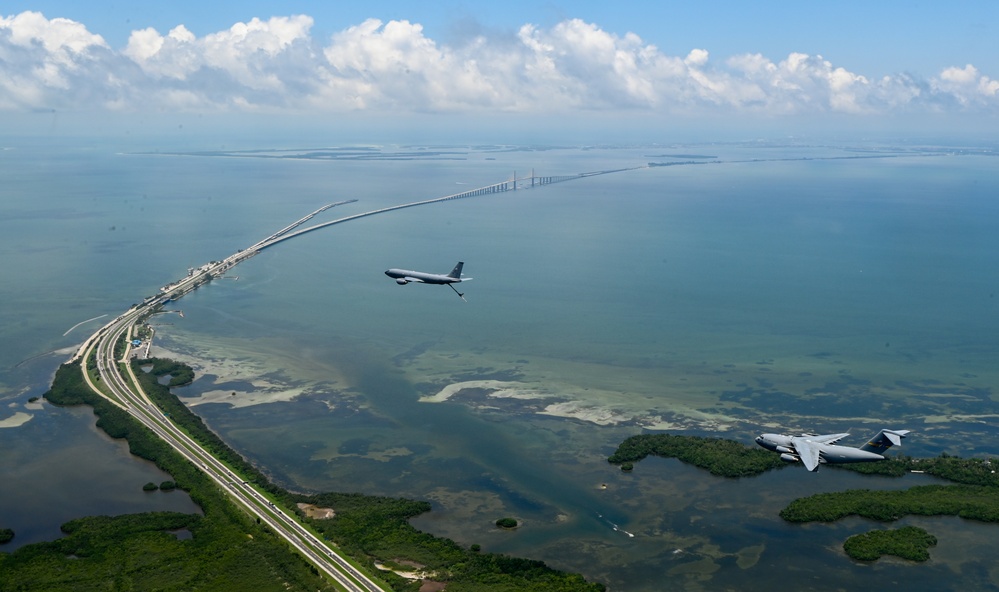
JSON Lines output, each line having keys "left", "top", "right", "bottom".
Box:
{"left": 3, "top": 137, "right": 999, "bottom": 589}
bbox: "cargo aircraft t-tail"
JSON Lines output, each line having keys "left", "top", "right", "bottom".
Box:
{"left": 385, "top": 261, "right": 472, "bottom": 301}
{"left": 755, "top": 428, "right": 910, "bottom": 472}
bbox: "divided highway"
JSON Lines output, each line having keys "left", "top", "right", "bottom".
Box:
{"left": 74, "top": 199, "right": 385, "bottom": 592}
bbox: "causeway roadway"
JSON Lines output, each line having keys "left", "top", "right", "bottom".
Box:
{"left": 69, "top": 168, "right": 637, "bottom": 589}
{"left": 75, "top": 198, "right": 384, "bottom": 591}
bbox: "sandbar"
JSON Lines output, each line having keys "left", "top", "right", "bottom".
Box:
{"left": 0, "top": 411, "right": 33, "bottom": 428}
{"left": 419, "top": 380, "right": 542, "bottom": 403}
{"left": 148, "top": 342, "right": 320, "bottom": 409}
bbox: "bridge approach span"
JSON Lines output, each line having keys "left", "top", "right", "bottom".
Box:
{"left": 258, "top": 167, "right": 641, "bottom": 249}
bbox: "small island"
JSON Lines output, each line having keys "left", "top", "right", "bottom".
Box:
{"left": 843, "top": 526, "right": 937, "bottom": 562}
{"left": 0, "top": 527, "right": 14, "bottom": 544}
{"left": 495, "top": 517, "right": 519, "bottom": 530}
{"left": 608, "top": 433, "right": 786, "bottom": 477}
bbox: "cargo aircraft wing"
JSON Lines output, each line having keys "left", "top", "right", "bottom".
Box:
{"left": 792, "top": 439, "right": 823, "bottom": 472}
{"left": 805, "top": 432, "right": 850, "bottom": 445}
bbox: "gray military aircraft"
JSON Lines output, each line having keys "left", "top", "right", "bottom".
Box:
{"left": 384, "top": 261, "right": 472, "bottom": 301}
{"left": 755, "top": 428, "right": 910, "bottom": 472}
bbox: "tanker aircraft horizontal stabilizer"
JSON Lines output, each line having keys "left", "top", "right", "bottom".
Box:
{"left": 755, "top": 429, "right": 910, "bottom": 472}
{"left": 385, "top": 261, "right": 472, "bottom": 301}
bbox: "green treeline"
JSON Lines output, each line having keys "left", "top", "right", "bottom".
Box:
{"left": 904, "top": 455, "right": 999, "bottom": 486}
{"left": 843, "top": 526, "right": 937, "bottom": 562}
{"left": 829, "top": 457, "right": 911, "bottom": 477}
{"left": 833, "top": 454, "right": 999, "bottom": 485}
{"left": 2, "top": 360, "right": 604, "bottom": 592}
{"left": 133, "top": 355, "right": 604, "bottom": 592}
{"left": 609, "top": 431, "right": 999, "bottom": 564}
{"left": 780, "top": 483, "right": 999, "bottom": 523}
{"left": 293, "top": 492, "right": 603, "bottom": 591}
{"left": 136, "top": 357, "right": 604, "bottom": 590}
{"left": 141, "top": 358, "right": 196, "bottom": 387}
{"left": 609, "top": 433, "right": 999, "bottom": 486}
{"left": 3, "top": 361, "right": 333, "bottom": 591}
{"left": 0, "top": 509, "right": 331, "bottom": 592}
{"left": 134, "top": 358, "right": 287, "bottom": 500}
{"left": 783, "top": 455, "right": 999, "bottom": 527}
{"left": 607, "top": 433, "right": 787, "bottom": 477}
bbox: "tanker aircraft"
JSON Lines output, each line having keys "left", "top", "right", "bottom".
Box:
{"left": 755, "top": 428, "right": 910, "bottom": 472}
{"left": 385, "top": 261, "right": 472, "bottom": 301}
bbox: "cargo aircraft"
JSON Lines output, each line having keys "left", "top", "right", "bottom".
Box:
{"left": 385, "top": 261, "right": 472, "bottom": 301}
{"left": 755, "top": 428, "right": 909, "bottom": 472}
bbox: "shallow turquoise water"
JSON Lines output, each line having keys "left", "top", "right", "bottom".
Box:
{"left": 3, "top": 139, "right": 999, "bottom": 588}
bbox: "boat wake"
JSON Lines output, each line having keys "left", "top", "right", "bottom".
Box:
{"left": 596, "top": 513, "right": 635, "bottom": 538}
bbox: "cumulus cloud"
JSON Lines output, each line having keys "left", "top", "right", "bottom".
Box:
{"left": 936, "top": 64, "right": 999, "bottom": 106}
{"left": 1, "top": 10, "right": 996, "bottom": 117}
{"left": 321, "top": 19, "right": 507, "bottom": 111}
{"left": 0, "top": 11, "right": 115, "bottom": 108}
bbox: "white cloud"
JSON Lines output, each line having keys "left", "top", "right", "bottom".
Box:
{"left": 1, "top": 10, "right": 996, "bottom": 119}
{"left": 941, "top": 64, "right": 979, "bottom": 85}
{"left": 935, "top": 64, "right": 999, "bottom": 106}
{"left": 0, "top": 11, "right": 119, "bottom": 109}
{"left": 322, "top": 19, "right": 503, "bottom": 111}
{"left": 684, "top": 49, "right": 709, "bottom": 67}
{"left": 1, "top": 10, "right": 107, "bottom": 55}
{"left": 119, "top": 15, "right": 319, "bottom": 109}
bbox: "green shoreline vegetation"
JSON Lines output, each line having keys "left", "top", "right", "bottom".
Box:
{"left": 0, "top": 358, "right": 604, "bottom": 591}
{"left": 609, "top": 433, "right": 999, "bottom": 562}
{"left": 843, "top": 526, "right": 937, "bottom": 562}
{"left": 779, "top": 484, "right": 999, "bottom": 523}
{"left": 607, "top": 433, "right": 788, "bottom": 477}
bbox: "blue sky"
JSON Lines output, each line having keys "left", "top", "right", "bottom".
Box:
{"left": 7, "top": 0, "right": 995, "bottom": 76}
{"left": 2, "top": 1, "right": 997, "bottom": 135}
